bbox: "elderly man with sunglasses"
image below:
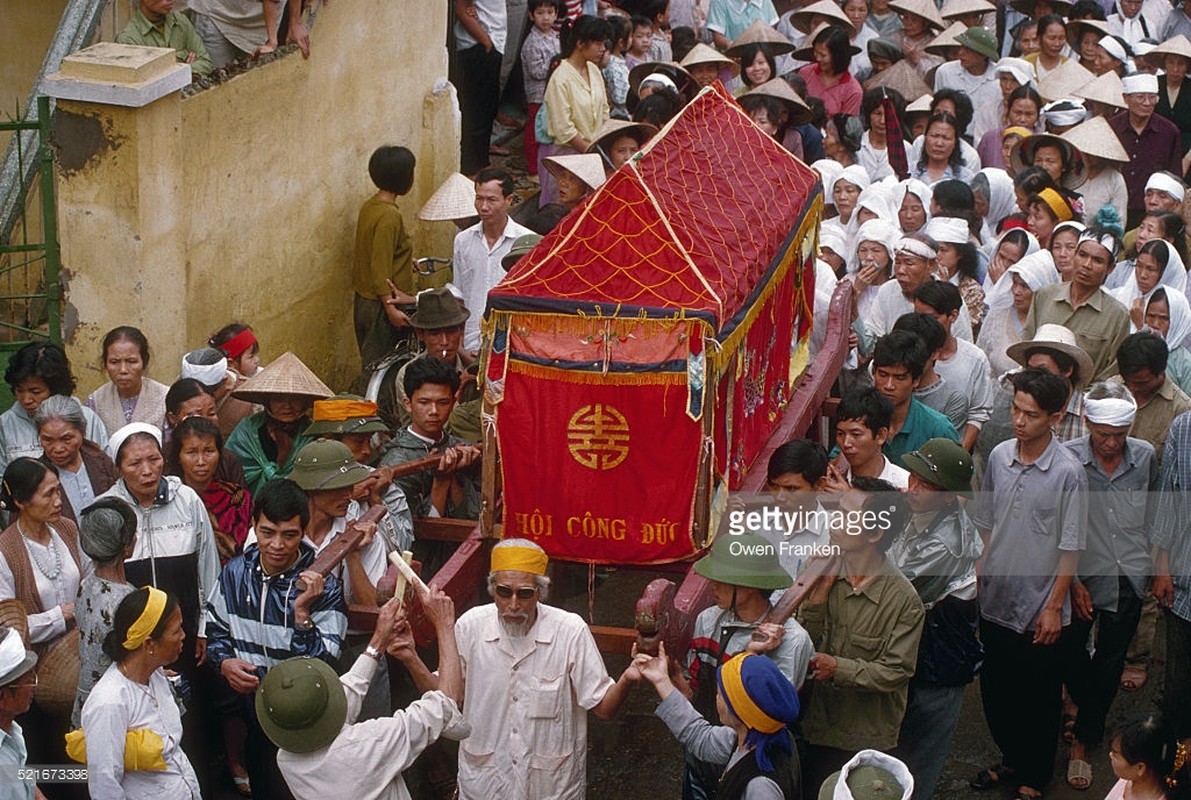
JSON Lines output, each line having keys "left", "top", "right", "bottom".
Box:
{"left": 399, "top": 538, "right": 637, "bottom": 800}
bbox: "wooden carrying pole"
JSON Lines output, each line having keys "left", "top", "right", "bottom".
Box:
{"left": 750, "top": 553, "right": 838, "bottom": 639}
{"left": 295, "top": 504, "right": 388, "bottom": 591}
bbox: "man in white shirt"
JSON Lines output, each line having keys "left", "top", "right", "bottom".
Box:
{"left": 826, "top": 387, "right": 912, "bottom": 489}
{"left": 399, "top": 538, "right": 638, "bottom": 800}
{"left": 454, "top": 0, "right": 508, "bottom": 174}
{"left": 0, "top": 627, "right": 39, "bottom": 800}
{"left": 452, "top": 168, "right": 533, "bottom": 352}
{"left": 933, "top": 27, "right": 1001, "bottom": 133}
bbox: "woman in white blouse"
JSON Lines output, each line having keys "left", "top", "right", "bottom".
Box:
{"left": 80, "top": 586, "right": 199, "bottom": 799}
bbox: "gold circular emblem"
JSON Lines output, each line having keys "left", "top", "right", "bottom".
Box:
{"left": 566, "top": 404, "right": 630, "bottom": 470}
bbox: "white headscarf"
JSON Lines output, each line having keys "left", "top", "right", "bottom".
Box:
{"left": 983, "top": 228, "right": 1042, "bottom": 308}
{"left": 812, "top": 159, "right": 845, "bottom": 206}
{"left": 978, "top": 168, "right": 1017, "bottom": 244}
{"left": 988, "top": 248, "right": 1058, "bottom": 309}
{"left": 856, "top": 219, "right": 899, "bottom": 264}
{"left": 857, "top": 182, "right": 897, "bottom": 222}
{"left": 1149, "top": 287, "right": 1191, "bottom": 350}
{"left": 891, "top": 179, "right": 932, "bottom": 234}
{"left": 1110, "top": 238, "right": 1188, "bottom": 311}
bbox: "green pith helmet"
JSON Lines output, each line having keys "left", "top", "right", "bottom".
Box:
{"left": 501, "top": 234, "right": 543, "bottom": 270}
{"left": 255, "top": 657, "right": 347, "bottom": 754}
{"left": 901, "top": 437, "right": 973, "bottom": 493}
{"left": 694, "top": 532, "right": 792, "bottom": 590}
{"left": 287, "top": 439, "right": 371, "bottom": 492}
{"left": 303, "top": 393, "right": 390, "bottom": 437}
{"left": 818, "top": 765, "right": 907, "bottom": 800}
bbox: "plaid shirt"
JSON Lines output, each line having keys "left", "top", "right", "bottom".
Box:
{"left": 1056, "top": 391, "right": 1088, "bottom": 443}
{"left": 1153, "top": 410, "right": 1191, "bottom": 622}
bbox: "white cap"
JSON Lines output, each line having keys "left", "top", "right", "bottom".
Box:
{"left": 106, "top": 422, "right": 163, "bottom": 463}
{"left": 925, "top": 216, "right": 970, "bottom": 245}
{"left": 1122, "top": 72, "right": 1160, "bottom": 93}
{"left": 1146, "top": 171, "right": 1186, "bottom": 201}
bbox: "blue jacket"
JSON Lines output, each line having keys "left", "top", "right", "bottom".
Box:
{"left": 204, "top": 543, "right": 347, "bottom": 677}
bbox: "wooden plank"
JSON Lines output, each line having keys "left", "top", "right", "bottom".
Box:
{"left": 590, "top": 625, "right": 639, "bottom": 655}
{"left": 413, "top": 517, "right": 478, "bottom": 543}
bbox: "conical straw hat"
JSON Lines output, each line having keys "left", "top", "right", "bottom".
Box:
{"left": 905, "top": 92, "right": 934, "bottom": 113}
{"left": 888, "top": 0, "right": 947, "bottom": 30}
{"left": 1066, "top": 17, "right": 1111, "bottom": 48}
{"left": 1152, "top": 33, "right": 1191, "bottom": 61}
{"left": 680, "top": 42, "right": 742, "bottom": 77}
{"left": 35, "top": 628, "right": 80, "bottom": 716}
{"left": 725, "top": 20, "right": 797, "bottom": 56}
{"left": 628, "top": 61, "right": 693, "bottom": 96}
{"left": 588, "top": 118, "right": 658, "bottom": 154}
{"left": 1073, "top": 70, "right": 1126, "bottom": 110}
{"left": 543, "top": 153, "right": 608, "bottom": 192}
{"left": 742, "top": 77, "right": 813, "bottom": 125}
{"left": 1010, "top": 133, "right": 1087, "bottom": 189}
{"left": 940, "top": 0, "right": 995, "bottom": 19}
{"left": 0, "top": 600, "right": 28, "bottom": 646}
{"left": 864, "top": 60, "right": 932, "bottom": 100}
{"left": 232, "top": 351, "right": 333, "bottom": 404}
{"left": 1064, "top": 115, "right": 1130, "bottom": 162}
{"left": 792, "top": 21, "right": 862, "bottom": 61}
{"left": 926, "top": 21, "right": 968, "bottom": 55}
{"left": 788, "top": 0, "right": 856, "bottom": 35}
{"left": 1036, "top": 59, "right": 1095, "bottom": 102}
{"left": 417, "top": 172, "right": 475, "bottom": 222}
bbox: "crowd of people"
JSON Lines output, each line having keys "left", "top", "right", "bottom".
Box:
{"left": 8, "top": 0, "right": 1191, "bottom": 798}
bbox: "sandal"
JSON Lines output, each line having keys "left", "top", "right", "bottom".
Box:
{"left": 232, "top": 773, "right": 252, "bottom": 797}
{"left": 1120, "top": 666, "right": 1147, "bottom": 692}
{"left": 971, "top": 764, "right": 1016, "bottom": 790}
{"left": 1067, "top": 759, "right": 1093, "bottom": 791}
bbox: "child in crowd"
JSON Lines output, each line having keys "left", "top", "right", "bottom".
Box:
{"left": 522, "top": 0, "right": 562, "bottom": 177}
{"left": 352, "top": 146, "right": 418, "bottom": 367}
{"left": 625, "top": 14, "right": 653, "bottom": 71}
{"left": 1105, "top": 713, "right": 1189, "bottom": 800}
{"left": 210, "top": 323, "right": 263, "bottom": 378}
{"left": 604, "top": 14, "right": 631, "bottom": 120}
{"left": 643, "top": 0, "right": 673, "bottom": 62}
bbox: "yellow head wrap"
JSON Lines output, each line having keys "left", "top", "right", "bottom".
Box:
{"left": 718, "top": 654, "right": 784, "bottom": 734}
{"left": 123, "top": 586, "right": 168, "bottom": 651}
{"left": 312, "top": 398, "right": 380, "bottom": 422}
{"left": 490, "top": 544, "right": 549, "bottom": 576}
{"left": 1037, "top": 187, "right": 1074, "bottom": 223}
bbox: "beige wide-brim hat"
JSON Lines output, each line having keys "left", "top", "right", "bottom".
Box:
{"left": 1073, "top": 70, "right": 1126, "bottom": 111}
{"left": 788, "top": 0, "right": 856, "bottom": 35}
{"left": 1010, "top": 133, "right": 1087, "bottom": 189}
{"left": 232, "top": 351, "right": 333, "bottom": 404}
{"left": 544, "top": 153, "right": 607, "bottom": 192}
{"left": 863, "top": 60, "right": 933, "bottom": 98}
{"left": 925, "top": 21, "right": 968, "bottom": 55}
{"left": 940, "top": 0, "right": 995, "bottom": 19}
{"left": 905, "top": 92, "right": 934, "bottom": 113}
{"left": 889, "top": 0, "right": 947, "bottom": 30}
{"left": 791, "top": 21, "right": 862, "bottom": 62}
{"left": 725, "top": 20, "right": 797, "bottom": 57}
{"left": 1066, "top": 18, "right": 1111, "bottom": 48}
{"left": 680, "top": 42, "right": 742, "bottom": 78}
{"left": 1152, "top": 34, "right": 1191, "bottom": 62}
{"left": 628, "top": 61, "right": 693, "bottom": 96}
{"left": 1006, "top": 323, "right": 1096, "bottom": 389}
{"left": 417, "top": 172, "right": 475, "bottom": 222}
{"left": 1064, "top": 115, "right": 1130, "bottom": 162}
{"left": 588, "top": 118, "right": 658, "bottom": 156}
{"left": 741, "top": 78, "right": 814, "bottom": 125}
{"left": 1036, "top": 60, "right": 1095, "bottom": 102}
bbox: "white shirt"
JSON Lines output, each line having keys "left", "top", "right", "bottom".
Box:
{"left": 58, "top": 461, "right": 96, "bottom": 518}
{"left": 843, "top": 455, "right": 911, "bottom": 489}
{"left": 278, "top": 654, "right": 470, "bottom": 800}
{"left": 453, "top": 0, "right": 508, "bottom": 53}
{"left": 0, "top": 526, "right": 86, "bottom": 644}
{"left": 454, "top": 603, "right": 614, "bottom": 800}
{"left": 933, "top": 62, "right": 1000, "bottom": 136}
{"left": 82, "top": 664, "right": 200, "bottom": 800}
{"left": 0, "top": 721, "right": 33, "bottom": 800}
{"left": 861, "top": 279, "right": 974, "bottom": 344}
{"left": 934, "top": 338, "right": 994, "bottom": 429}
{"left": 453, "top": 218, "right": 533, "bottom": 352}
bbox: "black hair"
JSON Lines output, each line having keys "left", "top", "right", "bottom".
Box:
{"left": 165, "top": 378, "right": 213, "bottom": 417}
{"left": 115, "top": 432, "right": 163, "bottom": 468}
{"left": 1037, "top": 14, "right": 1067, "bottom": 41}
{"left": 806, "top": 95, "right": 828, "bottom": 130}
{"left": 403, "top": 356, "right": 461, "bottom": 398}
{"left": 1028, "top": 190, "right": 1078, "bottom": 225}
{"left": 1139, "top": 238, "right": 1173, "bottom": 272}
{"left": 561, "top": 15, "right": 613, "bottom": 58}
{"left": 474, "top": 166, "right": 515, "bottom": 198}
{"left": 629, "top": 14, "right": 653, "bottom": 32}
{"left": 740, "top": 95, "right": 785, "bottom": 134}
{"left": 1111, "top": 712, "right": 1189, "bottom": 800}
{"left": 1068, "top": 0, "right": 1106, "bottom": 19}
{"left": 630, "top": 0, "right": 670, "bottom": 23}
{"left": 766, "top": 439, "right": 829, "bottom": 484}
{"left": 1118, "top": 331, "right": 1169, "bottom": 377}
{"left": 913, "top": 282, "right": 964, "bottom": 318}
{"left": 1010, "top": 366, "right": 1069, "bottom": 414}
{"left": 872, "top": 330, "right": 930, "bottom": 381}
{"left": 4, "top": 342, "right": 76, "bottom": 395}
{"left": 101, "top": 326, "right": 152, "bottom": 371}
{"left": 893, "top": 311, "right": 947, "bottom": 352}
{"left": 829, "top": 113, "right": 863, "bottom": 154}
{"left": 102, "top": 587, "right": 180, "bottom": 664}
{"left": 208, "top": 322, "right": 259, "bottom": 356}
{"left": 1010, "top": 19, "right": 1038, "bottom": 56}
{"left": 996, "top": 228, "right": 1033, "bottom": 258}
{"left": 607, "top": 14, "right": 633, "bottom": 52}
{"left": 670, "top": 25, "right": 698, "bottom": 61}
{"left": 930, "top": 90, "right": 973, "bottom": 135}
{"left": 850, "top": 476, "right": 910, "bottom": 553}
{"left": 0, "top": 457, "right": 56, "bottom": 512}
{"left": 935, "top": 234, "right": 980, "bottom": 278}
{"left": 1015, "top": 165, "right": 1057, "bottom": 196}
{"left": 814, "top": 25, "right": 854, "bottom": 75}
{"left": 632, "top": 88, "right": 683, "bottom": 126}
{"left": 1022, "top": 346, "right": 1080, "bottom": 387}
{"left": 784, "top": 73, "right": 808, "bottom": 100}
{"left": 1143, "top": 210, "right": 1189, "bottom": 266}
{"left": 735, "top": 44, "right": 777, "bottom": 89}
{"left": 367, "top": 145, "right": 416, "bottom": 195}
{"left": 837, "top": 386, "right": 895, "bottom": 435}
{"left": 166, "top": 416, "right": 224, "bottom": 479}
{"left": 933, "top": 180, "right": 982, "bottom": 239}
{"left": 917, "top": 113, "right": 964, "bottom": 173}
{"left": 528, "top": 0, "right": 564, "bottom": 12}
{"left": 861, "top": 87, "right": 905, "bottom": 134}
{"left": 1006, "top": 85, "right": 1043, "bottom": 119}
{"left": 253, "top": 478, "right": 311, "bottom": 530}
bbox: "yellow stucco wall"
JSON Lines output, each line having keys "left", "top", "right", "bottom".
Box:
{"left": 54, "top": 0, "right": 459, "bottom": 394}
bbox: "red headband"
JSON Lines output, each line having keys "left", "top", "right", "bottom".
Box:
{"left": 218, "top": 328, "right": 257, "bottom": 359}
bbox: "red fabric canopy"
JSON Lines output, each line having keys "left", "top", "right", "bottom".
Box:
{"left": 489, "top": 83, "right": 819, "bottom": 333}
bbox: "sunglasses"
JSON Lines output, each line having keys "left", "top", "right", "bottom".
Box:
{"left": 494, "top": 584, "right": 538, "bottom": 600}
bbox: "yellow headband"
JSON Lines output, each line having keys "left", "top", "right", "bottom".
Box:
{"left": 719, "top": 654, "right": 784, "bottom": 734}
{"left": 1037, "top": 188, "right": 1074, "bottom": 223}
{"left": 123, "top": 586, "right": 167, "bottom": 650}
{"left": 491, "top": 545, "right": 548, "bottom": 576}
{"left": 312, "top": 398, "right": 379, "bottom": 422}
{"left": 1002, "top": 126, "right": 1031, "bottom": 141}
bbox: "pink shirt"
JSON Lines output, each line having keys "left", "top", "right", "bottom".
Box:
{"left": 798, "top": 64, "right": 862, "bottom": 117}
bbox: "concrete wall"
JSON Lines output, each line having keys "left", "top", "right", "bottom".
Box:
{"left": 54, "top": 0, "right": 459, "bottom": 393}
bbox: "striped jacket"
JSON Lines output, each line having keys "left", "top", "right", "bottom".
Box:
{"left": 204, "top": 543, "right": 347, "bottom": 677}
